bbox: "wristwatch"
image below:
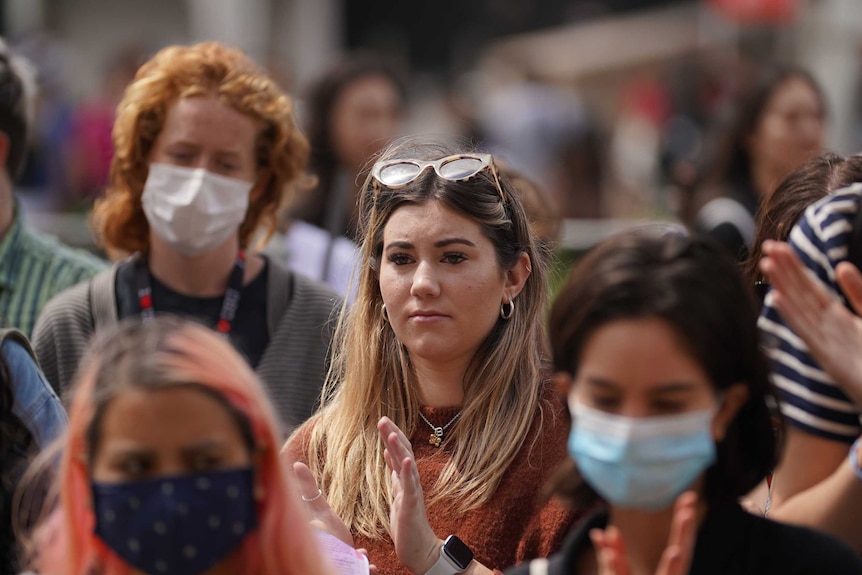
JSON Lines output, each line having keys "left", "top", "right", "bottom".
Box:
{"left": 423, "top": 535, "right": 474, "bottom": 575}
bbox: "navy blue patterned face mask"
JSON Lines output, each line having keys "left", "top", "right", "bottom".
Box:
{"left": 92, "top": 467, "right": 257, "bottom": 575}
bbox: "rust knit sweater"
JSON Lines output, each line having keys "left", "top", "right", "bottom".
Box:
{"left": 286, "top": 389, "right": 579, "bottom": 575}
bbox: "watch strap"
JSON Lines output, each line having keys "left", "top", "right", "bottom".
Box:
{"left": 424, "top": 543, "right": 466, "bottom": 575}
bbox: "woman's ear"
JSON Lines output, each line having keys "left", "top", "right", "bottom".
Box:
{"left": 712, "top": 383, "right": 749, "bottom": 442}
{"left": 503, "top": 252, "right": 531, "bottom": 303}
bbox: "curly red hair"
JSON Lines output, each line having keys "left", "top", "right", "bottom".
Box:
{"left": 92, "top": 42, "right": 310, "bottom": 256}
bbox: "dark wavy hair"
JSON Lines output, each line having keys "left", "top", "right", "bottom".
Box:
{"left": 547, "top": 228, "right": 781, "bottom": 509}
{"left": 743, "top": 152, "right": 862, "bottom": 305}
{"left": 686, "top": 66, "right": 825, "bottom": 223}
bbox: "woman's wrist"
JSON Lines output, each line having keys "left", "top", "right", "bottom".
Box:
{"left": 411, "top": 536, "right": 444, "bottom": 575}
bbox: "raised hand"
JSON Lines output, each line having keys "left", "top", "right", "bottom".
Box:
{"left": 292, "top": 461, "right": 355, "bottom": 547}
{"left": 378, "top": 416, "right": 442, "bottom": 575}
{"left": 590, "top": 492, "right": 698, "bottom": 575}
{"left": 760, "top": 240, "right": 862, "bottom": 405}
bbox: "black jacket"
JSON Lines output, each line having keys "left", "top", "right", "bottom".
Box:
{"left": 506, "top": 503, "right": 862, "bottom": 575}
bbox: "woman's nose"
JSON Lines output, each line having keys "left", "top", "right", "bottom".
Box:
{"left": 410, "top": 261, "right": 440, "bottom": 297}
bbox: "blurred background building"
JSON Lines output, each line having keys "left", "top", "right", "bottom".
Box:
{"left": 1, "top": 0, "right": 860, "bottom": 253}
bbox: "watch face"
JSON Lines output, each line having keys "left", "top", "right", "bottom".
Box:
{"left": 443, "top": 535, "right": 474, "bottom": 571}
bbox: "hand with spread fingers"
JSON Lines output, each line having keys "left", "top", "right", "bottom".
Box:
{"left": 760, "top": 239, "right": 862, "bottom": 405}
{"left": 377, "top": 417, "right": 443, "bottom": 575}
{"left": 590, "top": 492, "right": 698, "bottom": 575}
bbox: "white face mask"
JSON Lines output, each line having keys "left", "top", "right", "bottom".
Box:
{"left": 142, "top": 163, "right": 253, "bottom": 257}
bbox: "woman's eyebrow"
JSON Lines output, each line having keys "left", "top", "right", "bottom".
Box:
{"left": 435, "top": 238, "right": 476, "bottom": 248}
{"left": 648, "top": 382, "right": 698, "bottom": 395}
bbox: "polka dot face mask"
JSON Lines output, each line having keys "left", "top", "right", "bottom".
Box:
{"left": 91, "top": 467, "right": 257, "bottom": 575}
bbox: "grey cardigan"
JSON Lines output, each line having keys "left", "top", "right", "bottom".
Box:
{"left": 32, "top": 255, "right": 341, "bottom": 430}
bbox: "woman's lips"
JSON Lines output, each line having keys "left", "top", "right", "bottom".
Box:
{"left": 409, "top": 311, "right": 448, "bottom": 323}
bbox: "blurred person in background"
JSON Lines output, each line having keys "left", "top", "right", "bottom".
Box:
{"left": 0, "top": 38, "right": 106, "bottom": 337}
{"left": 277, "top": 56, "right": 405, "bottom": 297}
{"left": 508, "top": 229, "right": 862, "bottom": 575}
{"left": 757, "top": 177, "right": 862, "bottom": 554}
{"left": 28, "top": 317, "right": 330, "bottom": 575}
{"left": 0, "top": 328, "right": 66, "bottom": 573}
{"left": 32, "top": 42, "right": 339, "bottom": 430}
{"left": 476, "top": 78, "right": 601, "bottom": 220}
{"left": 65, "top": 45, "right": 145, "bottom": 204}
{"left": 284, "top": 139, "right": 577, "bottom": 574}
{"left": 691, "top": 66, "right": 826, "bottom": 261}
{"left": 743, "top": 153, "right": 862, "bottom": 309}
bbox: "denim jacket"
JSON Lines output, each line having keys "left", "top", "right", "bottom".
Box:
{"left": 3, "top": 338, "right": 67, "bottom": 448}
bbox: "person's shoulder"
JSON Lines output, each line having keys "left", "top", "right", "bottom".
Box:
{"left": 283, "top": 412, "right": 321, "bottom": 464}
{"left": 32, "top": 278, "right": 95, "bottom": 338}
{"left": 270, "top": 258, "right": 342, "bottom": 311}
{"left": 754, "top": 514, "right": 862, "bottom": 572}
{"left": 798, "top": 182, "right": 862, "bottom": 231}
{"left": 39, "top": 276, "right": 93, "bottom": 314}
{"left": 0, "top": 335, "right": 35, "bottom": 364}
{"left": 20, "top": 225, "right": 106, "bottom": 270}
{"left": 514, "top": 381, "right": 571, "bottom": 472}
{"left": 704, "top": 505, "right": 862, "bottom": 573}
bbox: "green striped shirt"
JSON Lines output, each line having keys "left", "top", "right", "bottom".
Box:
{"left": 0, "top": 211, "right": 107, "bottom": 336}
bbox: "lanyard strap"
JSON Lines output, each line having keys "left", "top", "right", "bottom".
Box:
{"left": 137, "top": 251, "right": 246, "bottom": 334}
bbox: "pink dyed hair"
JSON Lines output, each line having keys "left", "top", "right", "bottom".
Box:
{"left": 34, "top": 317, "right": 329, "bottom": 575}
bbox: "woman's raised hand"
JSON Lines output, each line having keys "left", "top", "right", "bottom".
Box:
{"left": 292, "top": 461, "right": 356, "bottom": 547}
{"left": 590, "top": 492, "right": 698, "bottom": 575}
{"left": 378, "top": 416, "right": 442, "bottom": 575}
{"left": 760, "top": 240, "right": 862, "bottom": 405}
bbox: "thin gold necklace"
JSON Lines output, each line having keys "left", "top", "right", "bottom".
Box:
{"left": 418, "top": 411, "right": 461, "bottom": 447}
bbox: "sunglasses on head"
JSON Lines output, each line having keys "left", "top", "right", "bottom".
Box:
{"left": 370, "top": 153, "right": 506, "bottom": 202}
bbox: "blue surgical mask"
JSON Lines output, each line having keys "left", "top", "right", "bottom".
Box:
{"left": 92, "top": 467, "right": 257, "bottom": 575}
{"left": 568, "top": 402, "right": 717, "bottom": 510}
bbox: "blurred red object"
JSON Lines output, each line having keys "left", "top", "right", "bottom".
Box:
{"left": 708, "top": 0, "right": 800, "bottom": 23}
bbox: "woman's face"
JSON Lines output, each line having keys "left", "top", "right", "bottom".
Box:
{"left": 90, "top": 385, "right": 253, "bottom": 483}
{"left": 330, "top": 74, "right": 402, "bottom": 173}
{"left": 149, "top": 96, "right": 261, "bottom": 184}
{"left": 378, "top": 201, "right": 517, "bottom": 369}
{"left": 747, "top": 77, "right": 825, "bottom": 186}
{"left": 570, "top": 317, "right": 723, "bottom": 428}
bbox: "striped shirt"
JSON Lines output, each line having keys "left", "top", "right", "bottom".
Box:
{"left": 0, "top": 210, "right": 107, "bottom": 337}
{"left": 758, "top": 183, "right": 862, "bottom": 443}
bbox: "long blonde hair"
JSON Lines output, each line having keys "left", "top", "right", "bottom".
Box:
{"left": 293, "top": 139, "right": 551, "bottom": 538}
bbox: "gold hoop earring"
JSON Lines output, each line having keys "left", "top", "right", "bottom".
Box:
{"left": 500, "top": 298, "right": 515, "bottom": 320}
{"left": 382, "top": 304, "right": 389, "bottom": 322}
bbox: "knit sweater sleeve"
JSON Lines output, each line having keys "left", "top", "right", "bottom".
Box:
{"left": 512, "top": 396, "right": 579, "bottom": 565}
{"left": 31, "top": 281, "right": 94, "bottom": 395}
{"left": 515, "top": 497, "right": 575, "bottom": 563}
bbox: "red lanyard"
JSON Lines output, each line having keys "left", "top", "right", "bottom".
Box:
{"left": 137, "top": 251, "right": 246, "bottom": 334}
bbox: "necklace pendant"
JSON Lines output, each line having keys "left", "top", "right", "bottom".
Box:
{"left": 429, "top": 433, "right": 442, "bottom": 447}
